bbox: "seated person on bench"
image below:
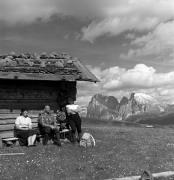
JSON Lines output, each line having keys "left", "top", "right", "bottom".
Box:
{"left": 14, "top": 109, "right": 37, "bottom": 146}
{"left": 38, "top": 105, "right": 61, "bottom": 146}
{"left": 56, "top": 106, "right": 69, "bottom": 131}
{"left": 56, "top": 106, "right": 72, "bottom": 140}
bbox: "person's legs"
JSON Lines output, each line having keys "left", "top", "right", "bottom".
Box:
{"left": 27, "top": 129, "right": 37, "bottom": 146}
{"left": 41, "top": 126, "right": 52, "bottom": 145}
{"left": 15, "top": 129, "right": 28, "bottom": 146}
{"left": 28, "top": 136, "right": 32, "bottom": 146}
{"left": 28, "top": 134, "right": 37, "bottom": 146}
{"left": 75, "top": 113, "right": 82, "bottom": 142}
{"left": 68, "top": 117, "right": 77, "bottom": 143}
{"left": 31, "top": 134, "right": 36, "bottom": 145}
{"left": 52, "top": 128, "right": 61, "bottom": 146}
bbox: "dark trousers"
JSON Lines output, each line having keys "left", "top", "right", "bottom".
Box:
{"left": 68, "top": 113, "right": 82, "bottom": 142}
{"left": 39, "top": 126, "right": 60, "bottom": 145}
{"left": 14, "top": 129, "right": 38, "bottom": 146}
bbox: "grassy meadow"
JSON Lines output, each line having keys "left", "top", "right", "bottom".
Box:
{"left": 0, "top": 120, "right": 174, "bottom": 180}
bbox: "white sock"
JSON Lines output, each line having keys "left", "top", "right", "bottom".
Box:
{"left": 28, "top": 136, "right": 32, "bottom": 146}
{"left": 31, "top": 134, "right": 36, "bottom": 145}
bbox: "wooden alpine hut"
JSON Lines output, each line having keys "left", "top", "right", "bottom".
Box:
{"left": 0, "top": 52, "right": 98, "bottom": 145}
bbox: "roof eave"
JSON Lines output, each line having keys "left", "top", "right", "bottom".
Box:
{"left": 0, "top": 71, "right": 100, "bottom": 82}
{"left": 76, "top": 78, "right": 100, "bottom": 83}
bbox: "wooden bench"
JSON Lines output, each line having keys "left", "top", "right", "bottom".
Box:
{"left": 0, "top": 113, "right": 71, "bottom": 147}
{"left": 2, "top": 137, "right": 19, "bottom": 147}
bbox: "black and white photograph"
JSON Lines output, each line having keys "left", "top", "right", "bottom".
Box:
{"left": 1, "top": 0, "right": 174, "bottom": 179}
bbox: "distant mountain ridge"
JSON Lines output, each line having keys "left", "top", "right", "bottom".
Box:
{"left": 87, "top": 92, "right": 165, "bottom": 121}
{"left": 87, "top": 94, "right": 119, "bottom": 120}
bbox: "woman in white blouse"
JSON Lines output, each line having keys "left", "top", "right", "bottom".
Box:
{"left": 15, "top": 109, "right": 37, "bottom": 146}
{"left": 66, "top": 99, "right": 82, "bottom": 143}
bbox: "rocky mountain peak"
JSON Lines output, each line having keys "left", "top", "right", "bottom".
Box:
{"left": 87, "top": 92, "right": 164, "bottom": 121}
{"left": 120, "top": 96, "right": 129, "bottom": 105}
{"left": 86, "top": 94, "right": 119, "bottom": 120}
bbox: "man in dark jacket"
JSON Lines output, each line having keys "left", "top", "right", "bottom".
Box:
{"left": 38, "top": 105, "right": 61, "bottom": 146}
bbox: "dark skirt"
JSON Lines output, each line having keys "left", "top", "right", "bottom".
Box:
{"left": 14, "top": 128, "right": 38, "bottom": 146}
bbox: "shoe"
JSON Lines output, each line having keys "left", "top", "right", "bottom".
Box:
{"left": 53, "top": 141, "right": 61, "bottom": 146}
{"left": 56, "top": 143, "right": 61, "bottom": 146}
{"left": 70, "top": 134, "right": 76, "bottom": 143}
{"left": 28, "top": 144, "right": 36, "bottom": 147}
{"left": 77, "top": 138, "right": 80, "bottom": 143}
{"left": 43, "top": 137, "right": 48, "bottom": 145}
{"left": 57, "top": 142, "right": 61, "bottom": 146}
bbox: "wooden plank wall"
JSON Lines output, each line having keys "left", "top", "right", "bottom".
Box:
{"left": 0, "top": 79, "right": 76, "bottom": 111}
{"left": 0, "top": 79, "right": 76, "bottom": 138}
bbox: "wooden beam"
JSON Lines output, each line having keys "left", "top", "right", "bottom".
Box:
{"left": 73, "top": 61, "right": 100, "bottom": 82}
{"left": 0, "top": 131, "right": 14, "bottom": 138}
{"left": 106, "top": 171, "right": 174, "bottom": 180}
{"left": 2, "top": 137, "right": 18, "bottom": 141}
{"left": 0, "top": 72, "right": 77, "bottom": 81}
{"left": 0, "top": 153, "right": 25, "bottom": 156}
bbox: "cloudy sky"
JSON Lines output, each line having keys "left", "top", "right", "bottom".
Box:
{"left": 1, "top": 0, "right": 174, "bottom": 105}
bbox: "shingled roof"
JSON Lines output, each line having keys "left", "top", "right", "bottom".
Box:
{"left": 0, "top": 52, "right": 99, "bottom": 82}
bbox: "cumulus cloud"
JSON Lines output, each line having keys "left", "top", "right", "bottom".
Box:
{"left": 2, "top": 0, "right": 174, "bottom": 43}
{"left": 81, "top": 16, "right": 159, "bottom": 43}
{"left": 0, "top": 0, "right": 59, "bottom": 24}
{"left": 77, "top": 64, "right": 174, "bottom": 105}
{"left": 0, "top": 0, "right": 119, "bottom": 24}
{"left": 121, "top": 21, "right": 174, "bottom": 60}
{"left": 2, "top": 1, "right": 174, "bottom": 104}
{"left": 100, "top": 64, "right": 174, "bottom": 90}
{"left": 81, "top": 0, "right": 174, "bottom": 42}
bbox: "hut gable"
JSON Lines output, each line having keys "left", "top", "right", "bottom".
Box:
{"left": 0, "top": 52, "right": 99, "bottom": 82}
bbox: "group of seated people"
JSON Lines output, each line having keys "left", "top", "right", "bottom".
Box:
{"left": 14, "top": 100, "right": 82, "bottom": 147}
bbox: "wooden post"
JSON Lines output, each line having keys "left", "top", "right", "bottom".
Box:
{"left": 0, "top": 153, "right": 25, "bottom": 156}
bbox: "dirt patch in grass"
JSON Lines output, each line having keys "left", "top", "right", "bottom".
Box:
{"left": 0, "top": 122, "right": 174, "bottom": 180}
